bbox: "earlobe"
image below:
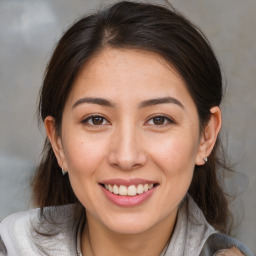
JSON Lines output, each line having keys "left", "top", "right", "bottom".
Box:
{"left": 195, "top": 106, "right": 222, "bottom": 165}
{"left": 44, "top": 116, "right": 67, "bottom": 171}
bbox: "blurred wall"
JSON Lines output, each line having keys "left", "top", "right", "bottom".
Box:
{"left": 0, "top": 0, "right": 255, "bottom": 252}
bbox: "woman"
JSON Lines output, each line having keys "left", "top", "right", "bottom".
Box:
{"left": 0, "top": 1, "right": 254, "bottom": 255}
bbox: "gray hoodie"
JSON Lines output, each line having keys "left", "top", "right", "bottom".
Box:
{"left": 0, "top": 195, "right": 254, "bottom": 256}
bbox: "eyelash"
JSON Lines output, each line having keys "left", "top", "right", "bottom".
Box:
{"left": 81, "top": 114, "right": 176, "bottom": 127}
{"left": 146, "top": 115, "right": 176, "bottom": 126}
{"left": 82, "top": 115, "right": 110, "bottom": 126}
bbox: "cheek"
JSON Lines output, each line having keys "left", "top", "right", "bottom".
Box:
{"left": 147, "top": 131, "right": 199, "bottom": 172}
{"left": 142, "top": 133, "right": 197, "bottom": 217}
{"left": 63, "top": 133, "right": 107, "bottom": 175}
{"left": 62, "top": 133, "right": 109, "bottom": 209}
{"left": 146, "top": 131, "right": 199, "bottom": 202}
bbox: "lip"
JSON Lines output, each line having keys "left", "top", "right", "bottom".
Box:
{"left": 99, "top": 178, "right": 158, "bottom": 186}
{"left": 100, "top": 183, "right": 158, "bottom": 207}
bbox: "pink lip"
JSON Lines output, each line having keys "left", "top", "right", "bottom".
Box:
{"left": 100, "top": 185, "right": 157, "bottom": 207}
{"left": 99, "top": 178, "right": 158, "bottom": 186}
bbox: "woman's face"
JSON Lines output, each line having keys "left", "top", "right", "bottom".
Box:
{"left": 52, "top": 48, "right": 205, "bottom": 234}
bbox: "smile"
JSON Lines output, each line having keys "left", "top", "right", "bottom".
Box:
{"left": 103, "top": 183, "right": 154, "bottom": 196}
{"left": 99, "top": 179, "right": 159, "bottom": 207}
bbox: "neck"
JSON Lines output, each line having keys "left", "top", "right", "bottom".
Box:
{"left": 81, "top": 211, "right": 177, "bottom": 256}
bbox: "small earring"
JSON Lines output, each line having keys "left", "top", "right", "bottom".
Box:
{"left": 61, "top": 167, "right": 67, "bottom": 176}
{"left": 203, "top": 157, "right": 208, "bottom": 163}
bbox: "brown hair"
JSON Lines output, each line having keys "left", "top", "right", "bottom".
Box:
{"left": 33, "top": 1, "right": 232, "bottom": 234}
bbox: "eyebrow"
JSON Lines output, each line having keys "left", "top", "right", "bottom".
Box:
{"left": 72, "top": 97, "right": 115, "bottom": 108}
{"left": 72, "top": 96, "right": 184, "bottom": 109}
{"left": 139, "top": 97, "right": 184, "bottom": 109}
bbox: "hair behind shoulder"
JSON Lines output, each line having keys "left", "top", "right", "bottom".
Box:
{"left": 32, "top": 0, "right": 233, "bottom": 234}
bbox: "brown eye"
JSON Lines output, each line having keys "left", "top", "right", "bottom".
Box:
{"left": 91, "top": 116, "right": 104, "bottom": 125}
{"left": 152, "top": 116, "right": 166, "bottom": 125}
{"left": 82, "top": 115, "right": 109, "bottom": 126}
{"left": 147, "top": 115, "right": 175, "bottom": 126}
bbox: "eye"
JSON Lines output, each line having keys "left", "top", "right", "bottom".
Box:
{"left": 147, "top": 115, "right": 175, "bottom": 126}
{"left": 82, "top": 115, "right": 110, "bottom": 126}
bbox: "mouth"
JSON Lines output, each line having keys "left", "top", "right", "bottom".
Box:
{"left": 99, "top": 183, "right": 158, "bottom": 196}
{"left": 99, "top": 180, "right": 159, "bottom": 207}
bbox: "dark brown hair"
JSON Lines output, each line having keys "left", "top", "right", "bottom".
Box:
{"left": 33, "top": 1, "right": 232, "bottom": 234}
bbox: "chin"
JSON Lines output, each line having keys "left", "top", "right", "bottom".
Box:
{"left": 108, "top": 223, "right": 152, "bottom": 235}
{"left": 101, "top": 214, "right": 157, "bottom": 235}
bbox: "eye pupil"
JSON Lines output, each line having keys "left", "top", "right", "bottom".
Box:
{"left": 92, "top": 116, "right": 103, "bottom": 125}
{"left": 153, "top": 117, "right": 165, "bottom": 125}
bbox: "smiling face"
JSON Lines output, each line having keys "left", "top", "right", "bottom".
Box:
{"left": 46, "top": 47, "right": 210, "bottom": 235}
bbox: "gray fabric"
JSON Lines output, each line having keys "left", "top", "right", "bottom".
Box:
{"left": 0, "top": 205, "right": 79, "bottom": 256}
{"left": 0, "top": 195, "right": 254, "bottom": 256}
{"left": 0, "top": 236, "right": 7, "bottom": 256}
{"left": 164, "top": 196, "right": 254, "bottom": 256}
{"left": 164, "top": 195, "right": 217, "bottom": 255}
{"left": 200, "top": 233, "right": 255, "bottom": 256}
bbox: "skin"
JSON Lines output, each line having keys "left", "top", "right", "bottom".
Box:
{"left": 45, "top": 48, "right": 221, "bottom": 256}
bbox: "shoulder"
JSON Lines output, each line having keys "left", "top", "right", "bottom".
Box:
{"left": 185, "top": 195, "right": 254, "bottom": 256}
{"left": 200, "top": 232, "right": 255, "bottom": 256}
{"left": 0, "top": 205, "right": 79, "bottom": 256}
{"left": 0, "top": 208, "right": 39, "bottom": 255}
{"left": 213, "top": 246, "right": 246, "bottom": 256}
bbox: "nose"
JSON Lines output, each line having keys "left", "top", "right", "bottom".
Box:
{"left": 107, "top": 124, "right": 147, "bottom": 171}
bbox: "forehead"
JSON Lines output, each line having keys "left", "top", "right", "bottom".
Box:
{"left": 79, "top": 47, "right": 181, "bottom": 84}
{"left": 67, "top": 47, "right": 195, "bottom": 108}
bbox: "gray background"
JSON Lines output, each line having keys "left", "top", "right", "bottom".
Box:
{"left": 0, "top": 0, "right": 255, "bottom": 253}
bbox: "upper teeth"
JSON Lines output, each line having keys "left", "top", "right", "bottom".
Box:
{"left": 104, "top": 184, "right": 154, "bottom": 196}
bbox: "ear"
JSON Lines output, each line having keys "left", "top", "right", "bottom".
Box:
{"left": 195, "top": 106, "right": 222, "bottom": 165}
{"left": 44, "top": 116, "right": 68, "bottom": 171}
